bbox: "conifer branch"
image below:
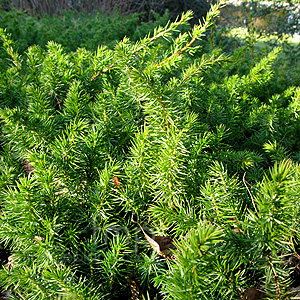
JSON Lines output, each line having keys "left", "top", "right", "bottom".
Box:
{"left": 243, "top": 172, "right": 258, "bottom": 214}
{"left": 179, "top": 53, "right": 227, "bottom": 86}
{"left": 0, "top": 28, "right": 24, "bottom": 80}
{"left": 91, "top": 11, "right": 194, "bottom": 81}
{"left": 158, "top": 0, "right": 226, "bottom": 67}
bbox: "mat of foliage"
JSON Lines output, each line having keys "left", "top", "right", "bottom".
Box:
{"left": 0, "top": 7, "right": 170, "bottom": 53}
{"left": 1, "top": 1, "right": 300, "bottom": 299}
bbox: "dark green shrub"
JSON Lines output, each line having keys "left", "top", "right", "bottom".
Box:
{"left": 0, "top": 8, "right": 170, "bottom": 53}
{"left": 1, "top": 0, "right": 211, "bottom": 24}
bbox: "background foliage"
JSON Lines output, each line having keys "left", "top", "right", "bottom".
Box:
{"left": 1, "top": 0, "right": 300, "bottom": 299}
{"left": 0, "top": 0, "right": 211, "bottom": 22}
{"left": 0, "top": 7, "right": 171, "bottom": 53}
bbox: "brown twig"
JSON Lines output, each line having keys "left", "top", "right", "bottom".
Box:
{"left": 243, "top": 172, "right": 258, "bottom": 214}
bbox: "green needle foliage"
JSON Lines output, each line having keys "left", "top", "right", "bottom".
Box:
{"left": 1, "top": 1, "right": 300, "bottom": 299}
{"left": 159, "top": 160, "right": 300, "bottom": 300}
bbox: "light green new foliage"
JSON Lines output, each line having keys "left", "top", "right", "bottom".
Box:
{"left": 159, "top": 159, "right": 300, "bottom": 299}
{"left": 0, "top": 2, "right": 228, "bottom": 298}
{"left": 159, "top": 222, "right": 245, "bottom": 300}
{"left": 1, "top": 0, "right": 300, "bottom": 299}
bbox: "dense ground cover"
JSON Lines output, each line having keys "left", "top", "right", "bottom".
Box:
{"left": 0, "top": 7, "right": 171, "bottom": 53}
{"left": 1, "top": 1, "right": 300, "bottom": 299}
